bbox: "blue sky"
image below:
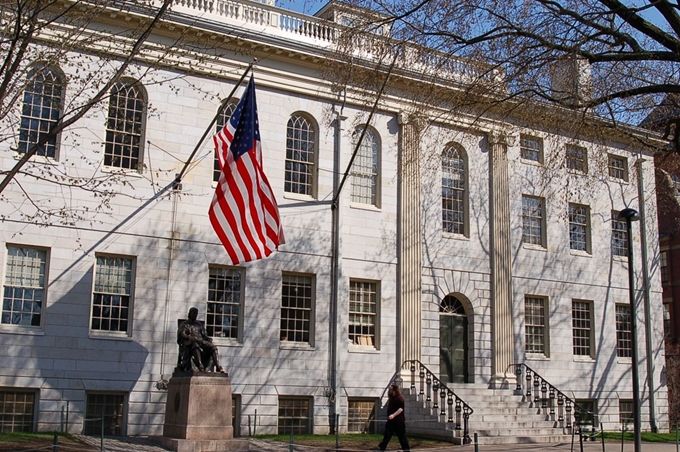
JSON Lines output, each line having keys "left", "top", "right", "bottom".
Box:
{"left": 275, "top": 0, "right": 328, "bottom": 16}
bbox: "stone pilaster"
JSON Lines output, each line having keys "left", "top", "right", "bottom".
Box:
{"left": 488, "top": 131, "right": 516, "bottom": 388}
{"left": 398, "top": 112, "right": 423, "bottom": 366}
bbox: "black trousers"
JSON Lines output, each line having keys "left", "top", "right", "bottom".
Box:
{"left": 378, "top": 420, "right": 410, "bottom": 451}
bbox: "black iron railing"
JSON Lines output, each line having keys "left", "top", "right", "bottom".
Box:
{"left": 405, "top": 360, "right": 473, "bottom": 444}
{"left": 512, "top": 363, "right": 598, "bottom": 432}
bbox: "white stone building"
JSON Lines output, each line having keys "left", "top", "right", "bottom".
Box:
{"left": 0, "top": 0, "right": 668, "bottom": 439}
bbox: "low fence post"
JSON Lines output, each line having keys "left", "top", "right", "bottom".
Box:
{"left": 100, "top": 413, "right": 104, "bottom": 452}
{"left": 53, "top": 433, "right": 58, "bottom": 452}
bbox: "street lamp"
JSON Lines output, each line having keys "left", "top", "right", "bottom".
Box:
{"left": 618, "top": 207, "right": 641, "bottom": 452}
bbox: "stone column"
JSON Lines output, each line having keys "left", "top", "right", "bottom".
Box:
{"left": 488, "top": 131, "right": 516, "bottom": 388}
{"left": 398, "top": 112, "right": 423, "bottom": 367}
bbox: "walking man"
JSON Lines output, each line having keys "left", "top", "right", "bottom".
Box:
{"left": 378, "top": 384, "right": 410, "bottom": 451}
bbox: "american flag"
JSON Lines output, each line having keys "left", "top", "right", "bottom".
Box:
{"left": 209, "top": 75, "right": 284, "bottom": 264}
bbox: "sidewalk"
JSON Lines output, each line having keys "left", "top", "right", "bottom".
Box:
{"left": 74, "top": 436, "right": 680, "bottom": 452}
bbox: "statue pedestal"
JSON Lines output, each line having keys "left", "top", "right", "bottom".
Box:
{"left": 158, "top": 373, "right": 248, "bottom": 452}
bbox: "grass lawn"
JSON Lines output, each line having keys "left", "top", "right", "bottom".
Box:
{"left": 600, "top": 431, "right": 680, "bottom": 443}
{"left": 0, "top": 432, "right": 98, "bottom": 451}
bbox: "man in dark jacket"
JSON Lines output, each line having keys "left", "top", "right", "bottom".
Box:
{"left": 378, "top": 384, "right": 410, "bottom": 451}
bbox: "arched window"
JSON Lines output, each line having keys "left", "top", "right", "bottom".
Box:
{"left": 18, "top": 66, "right": 64, "bottom": 159}
{"left": 213, "top": 100, "right": 238, "bottom": 182}
{"left": 104, "top": 80, "right": 146, "bottom": 170}
{"left": 351, "top": 126, "right": 380, "bottom": 206}
{"left": 440, "top": 295, "right": 466, "bottom": 314}
{"left": 285, "top": 113, "right": 317, "bottom": 197}
{"left": 442, "top": 144, "right": 467, "bottom": 235}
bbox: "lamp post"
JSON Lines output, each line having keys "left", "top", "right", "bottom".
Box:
{"left": 618, "top": 207, "right": 641, "bottom": 452}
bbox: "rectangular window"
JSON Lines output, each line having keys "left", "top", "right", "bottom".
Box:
{"left": 568, "top": 203, "right": 590, "bottom": 253}
{"left": 232, "top": 394, "right": 241, "bottom": 437}
{"left": 520, "top": 135, "right": 543, "bottom": 163}
{"left": 104, "top": 82, "right": 145, "bottom": 170}
{"left": 525, "top": 296, "right": 547, "bottom": 355}
{"left": 91, "top": 256, "right": 133, "bottom": 333}
{"left": 608, "top": 154, "right": 628, "bottom": 181}
{"left": 281, "top": 274, "right": 314, "bottom": 344}
{"left": 572, "top": 301, "right": 593, "bottom": 357}
{"left": 84, "top": 393, "right": 125, "bottom": 436}
{"left": 0, "top": 390, "right": 35, "bottom": 432}
{"left": 2, "top": 246, "right": 46, "bottom": 327}
{"left": 349, "top": 280, "right": 378, "bottom": 347}
{"left": 661, "top": 251, "right": 669, "bottom": 285}
{"left": 278, "top": 397, "right": 312, "bottom": 435}
{"left": 347, "top": 398, "right": 378, "bottom": 433}
{"left": 207, "top": 266, "right": 242, "bottom": 339}
{"left": 664, "top": 303, "right": 671, "bottom": 338}
{"left": 611, "top": 211, "right": 629, "bottom": 257}
{"left": 566, "top": 144, "right": 587, "bottom": 173}
{"left": 575, "top": 399, "right": 598, "bottom": 430}
{"left": 522, "top": 195, "right": 545, "bottom": 247}
{"left": 619, "top": 400, "right": 633, "bottom": 426}
{"left": 616, "top": 304, "right": 632, "bottom": 358}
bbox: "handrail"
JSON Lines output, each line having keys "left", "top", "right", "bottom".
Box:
{"left": 404, "top": 359, "right": 473, "bottom": 444}
{"left": 511, "top": 363, "right": 598, "bottom": 431}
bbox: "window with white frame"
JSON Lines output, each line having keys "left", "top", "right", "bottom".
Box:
{"left": 442, "top": 144, "right": 467, "bottom": 235}
{"left": 280, "top": 274, "right": 314, "bottom": 344}
{"left": 18, "top": 66, "right": 63, "bottom": 159}
{"left": 213, "top": 100, "right": 238, "bottom": 182}
{"left": 349, "top": 279, "right": 378, "bottom": 347}
{"left": 572, "top": 300, "right": 593, "bottom": 357}
{"left": 104, "top": 80, "right": 146, "bottom": 170}
{"left": 91, "top": 256, "right": 133, "bottom": 333}
{"left": 351, "top": 126, "right": 380, "bottom": 206}
{"left": 525, "top": 296, "right": 548, "bottom": 355}
{"left": 608, "top": 154, "right": 628, "bottom": 181}
{"left": 575, "top": 399, "right": 597, "bottom": 429}
{"left": 520, "top": 134, "right": 543, "bottom": 163}
{"left": 2, "top": 246, "right": 47, "bottom": 327}
{"left": 206, "top": 266, "right": 242, "bottom": 339}
{"left": 566, "top": 144, "right": 587, "bottom": 173}
{"left": 661, "top": 251, "right": 668, "bottom": 285}
{"left": 611, "top": 211, "right": 629, "bottom": 257}
{"left": 278, "top": 397, "right": 312, "bottom": 434}
{"left": 0, "top": 390, "right": 36, "bottom": 432}
{"left": 616, "top": 304, "right": 632, "bottom": 358}
{"left": 568, "top": 203, "right": 590, "bottom": 253}
{"left": 522, "top": 195, "right": 545, "bottom": 247}
{"left": 664, "top": 303, "right": 671, "bottom": 338}
{"left": 285, "top": 113, "right": 316, "bottom": 197}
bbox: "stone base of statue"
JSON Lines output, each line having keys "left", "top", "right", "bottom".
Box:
{"left": 157, "top": 372, "right": 249, "bottom": 452}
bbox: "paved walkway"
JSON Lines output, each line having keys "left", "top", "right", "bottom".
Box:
{"left": 71, "top": 436, "right": 680, "bottom": 452}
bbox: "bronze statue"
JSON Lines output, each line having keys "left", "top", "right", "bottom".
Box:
{"left": 176, "top": 307, "right": 226, "bottom": 373}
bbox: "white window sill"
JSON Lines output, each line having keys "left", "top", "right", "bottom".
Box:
{"left": 442, "top": 231, "right": 469, "bottom": 241}
{"left": 0, "top": 325, "right": 44, "bottom": 336}
{"left": 279, "top": 341, "right": 314, "bottom": 351}
{"left": 569, "top": 250, "right": 592, "bottom": 258}
{"left": 573, "top": 356, "right": 595, "bottom": 363}
{"left": 525, "top": 353, "right": 550, "bottom": 361}
{"left": 89, "top": 331, "right": 132, "bottom": 340}
{"left": 522, "top": 243, "right": 547, "bottom": 252}
{"left": 283, "top": 192, "right": 316, "bottom": 202}
{"left": 617, "top": 357, "right": 633, "bottom": 364}
{"left": 212, "top": 338, "right": 243, "bottom": 347}
{"left": 350, "top": 203, "right": 381, "bottom": 212}
{"left": 349, "top": 345, "right": 380, "bottom": 353}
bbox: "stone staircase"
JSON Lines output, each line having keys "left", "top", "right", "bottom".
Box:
{"left": 405, "top": 384, "right": 577, "bottom": 445}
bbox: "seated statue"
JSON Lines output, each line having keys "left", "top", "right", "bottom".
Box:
{"left": 176, "top": 307, "right": 226, "bottom": 374}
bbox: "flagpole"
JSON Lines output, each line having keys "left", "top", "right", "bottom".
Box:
{"left": 174, "top": 59, "right": 256, "bottom": 186}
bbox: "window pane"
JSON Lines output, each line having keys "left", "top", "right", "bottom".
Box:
{"left": 351, "top": 127, "right": 379, "bottom": 206}
{"left": 442, "top": 145, "right": 466, "bottom": 234}
{"left": 525, "top": 296, "right": 546, "bottom": 354}
{"left": 278, "top": 398, "right": 311, "bottom": 435}
{"left": 569, "top": 204, "right": 589, "bottom": 252}
{"left": 281, "top": 274, "right": 313, "bottom": 343}
{"left": 2, "top": 246, "right": 46, "bottom": 327}
{"left": 611, "top": 212, "right": 628, "bottom": 257}
{"left": 84, "top": 393, "right": 125, "bottom": 436}
{"left": 616, "top": 304, "right": 632, "bottom": 358}
{"left": 92, "top": 256, "right": 133, "bottom": 332}
{"left": 18, "top": 67, "right": 62, "bottom": 158}
{"left": 572, "top": 301, "right": 592, "bottom": 356}
{"left": 348, "top": 280, "right": 377, "bottom": 346}
{"left": 347, "top": 399, "right": 377, "bottom": 433}
{"left": 285, "top": 115, "right": 316, "bottom": 196}
{"left": 566, "top": 144, "right": 587, "bottom": 173}
{"left": 207, "top": 266, "right": 241, "bottom": 339}
{"left": 522, "top": 196, "right": 544, "bottom": 246}
{"left": 104, "top": 81, "right": 144, "bottom": 170}
{"left": 520, "top": 135, "right": 542, "bottom": 162}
